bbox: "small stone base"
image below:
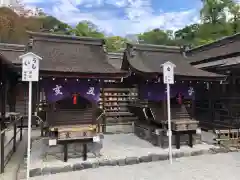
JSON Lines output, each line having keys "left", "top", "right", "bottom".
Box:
{"left": 134, "top": 126, "right": 201, "bottom": 148}
{"left": 18, "top": 148, "right": 220, "bottom": 179}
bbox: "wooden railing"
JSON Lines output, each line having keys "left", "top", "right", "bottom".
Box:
{"left": 0, "top": 116, "right": 24, "bottom": 173}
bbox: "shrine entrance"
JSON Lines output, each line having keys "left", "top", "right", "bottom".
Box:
{"left": 39, "top": 78, "right": 104, "bottom": 137}
{"left": 47, "top": 93, "right": 98, "bottom": 127}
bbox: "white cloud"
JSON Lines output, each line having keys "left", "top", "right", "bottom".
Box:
{"left": 22, "top": 0, "right": 202, "bottom": 36}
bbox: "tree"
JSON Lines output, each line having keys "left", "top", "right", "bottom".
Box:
{"left": 200, "top": 0, "right": 231, "bottom": 24}
{"left": 105, "top": 36, "right": 127, "bottom": 52}
{"left": 138, "top": 28, "right": 176, "bottom": 45}
{"left": 39, "top": 16, "right": 71, "bottom": 34}
{"left": 228, "top": 1, "right": 240, "bottom": 33}
{"left": 173, "top": 0, "right": 235, "bottom": 47}
{"left": 0, "top": 7, "right": 72, "bottom": 43}
{"left": 0, "top": 7, "right": 26, "bottom": 43}
{"left": 175, "top": 24, "right": 200, "bottom": 46}
{"left": 0, "top": 1, "right": 238, "bottom": 50}
{"left": 70, "top": 21, "right": 105, "bottom": 38}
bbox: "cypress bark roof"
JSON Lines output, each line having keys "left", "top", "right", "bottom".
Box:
{"left": 0, "top": 43, "right": 26, "bottom": 64}
{"left": 124, "top": 43, "right": 224, "bottom": 79}
{"left": 194, "top": 55, "right": 240, "bottom": 69}
{"left": 28, "top": 31, "right": 126, "bottom": 75}
{"left": 107, "top": 52, "right": 123, "bottom": 70}
{"left": 186, "top": 33, "right": 240, "bottom": 63}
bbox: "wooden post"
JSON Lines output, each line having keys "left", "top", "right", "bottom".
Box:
{"left": 83, "top": 143, "right": 87, "bottom": 161}
{"left": 63, "top": 144, "right": 68, "bottom": 162}
{"left": 20, "top": 117, "right": 23, "bottom": 141}
{"left": 209, "top": 83, "right": 215, "bottom": 127}
{"left": 0, "top": 79, "right": 6, "bottom": 173}
{"left": 101, "top": 82, "right": 106, "bottom": 133}
{"left": 13, "top": 121, "right": 17, "bottom": 152}
{"left": 191, "top": 97, "right": 195, "bottom": 120}
{"left": 10, "top": 74, "right": 18, "bottom": 151}
{"left": 33, "top": 82, "right": 39, "bottom": 113}
{"left": 8, "top": 77, "right": 17, "bottom": 112}
{"left": 190, "top": 84, "right": 196, "bottom": 120}
{"left": 36, "top": 81, "right": 40, "bottom": 106}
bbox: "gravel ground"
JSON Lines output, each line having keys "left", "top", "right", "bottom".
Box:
{"left": 29, "top": 152, "right": 240, "bottom": 180}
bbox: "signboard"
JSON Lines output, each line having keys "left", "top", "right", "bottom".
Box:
{"left": 20, "top": 52, "right": 42, "bottom": 82}
{"left": 162, "top": 61, "right": 175, "bottom": 84}
{"left": 19, "top": 52, "right": 42, "bottom": 180}
{"left": 161, "top": 61, "right": 176, "bottom": 165}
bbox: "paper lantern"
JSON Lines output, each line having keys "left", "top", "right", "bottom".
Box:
{"left": 73, "top": 94, "right": 77, "bottom": 105}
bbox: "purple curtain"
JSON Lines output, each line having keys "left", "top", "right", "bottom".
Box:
{"left": 41, "top": 79, "right": 100, "bottom": 103}
{"left": 139, "top": 83, "right": 195, "bottom": 101}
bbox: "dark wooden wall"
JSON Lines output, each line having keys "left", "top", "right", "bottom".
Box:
{"left": 195, "top": 81, "right": 240, "bottom": 129}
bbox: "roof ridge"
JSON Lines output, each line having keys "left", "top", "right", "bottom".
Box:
{"left": 108, "top": 52, "right": 124, "bottom": 55}
{"left": 0, "top": 43, "right": 25, "bottom": 47}
{"left": 0, "top": 43, "right": 26, "bottom": 51}
{"left": 127, "top": 43, "right": 181, "bottom": 53}
{"left": 187, "top": 32, "right": 240, "bottom": 54}
{"left": 27, "top": 31, "right": 105, "bottom": 45}
{"left": 128, "top": 43, "right": 180, "bottom": 49}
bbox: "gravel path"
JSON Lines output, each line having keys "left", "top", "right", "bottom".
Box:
{"left": 30, "top": 152, "right": 240, "bottom": 180}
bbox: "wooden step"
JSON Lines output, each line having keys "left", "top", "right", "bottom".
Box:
{"left": 105, "top": 111, "right": 134, "bottom": 117}
{"left": 105, "top": 116, "right": 138, "bottom": 123}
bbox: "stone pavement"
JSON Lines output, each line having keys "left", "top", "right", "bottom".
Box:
{"left": 29, "top": 152, "right": 240, "bottom": 180}
{"left": 18, "top": 133, "right": 226, "bottom": 179}
{"left": 0, "top": 129, "right": 42, "bottom": 180}
{"left": 0, "top": 130, "right": 27, "bottom": 180}
{"left": 3, "top": 129, "right": 21, "bottom": 160}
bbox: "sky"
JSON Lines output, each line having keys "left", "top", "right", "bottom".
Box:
{"left": 21, "top": 0, "right": 238, "bottom": 36}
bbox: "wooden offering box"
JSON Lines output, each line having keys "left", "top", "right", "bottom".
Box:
{"left": 50, "top": 124, "right": 98, "bottom": 140}
{"left": 171, "top": 120, "right": 199, "bottom": 131}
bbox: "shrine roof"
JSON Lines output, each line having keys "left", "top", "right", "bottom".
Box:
{"left": 107, "top": 52, "right": 124, "bottom": 70}
{"left": 0, "top": 43, "right": 26, "bottom": 64}
{"left": 27, "top": 31, "right": 127, "bottom": 76}
{"left": 185, "top": 33, "right": 240, "bottom": 64}
{"left": 124, "top": 43, "right": 225, "bottom": 79}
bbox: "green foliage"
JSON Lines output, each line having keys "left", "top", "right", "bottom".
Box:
{"left": 0, "top": 0, "right": 240, "bottom": 51}
{"left": 70, "top": 21, "right": 104, "bottom": 38}
{"left": 138, "top": 28, "right": 175, "bottom": 45}
{"left": 228, "top": 2, "right": 240, "bottom": 33}
{"left": 138, "top": 0, "right": 239, "bottom": 47}
{"left": 200, "top": 0, "right": 231, "bottom": 24}
{"left": 105, "top": 36, "right": 127, "bottom": 52}
{"left": 0, "top": 7, "right": 28, "bottom": 43}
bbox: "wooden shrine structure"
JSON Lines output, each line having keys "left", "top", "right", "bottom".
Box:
{"left": 121, "top": 43, "right": 224, "bottom": 148}
{"left": 0, "top": 32, "right": 129, "bottom": 162}
{"left": 1, "top": 31, "right": 240, "bottom": 162}
{"left": 27, "top": 32, "right": 129, "bottom": 142}
{"left": 185, "top": 33, "right": 240, "bottom": 130}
